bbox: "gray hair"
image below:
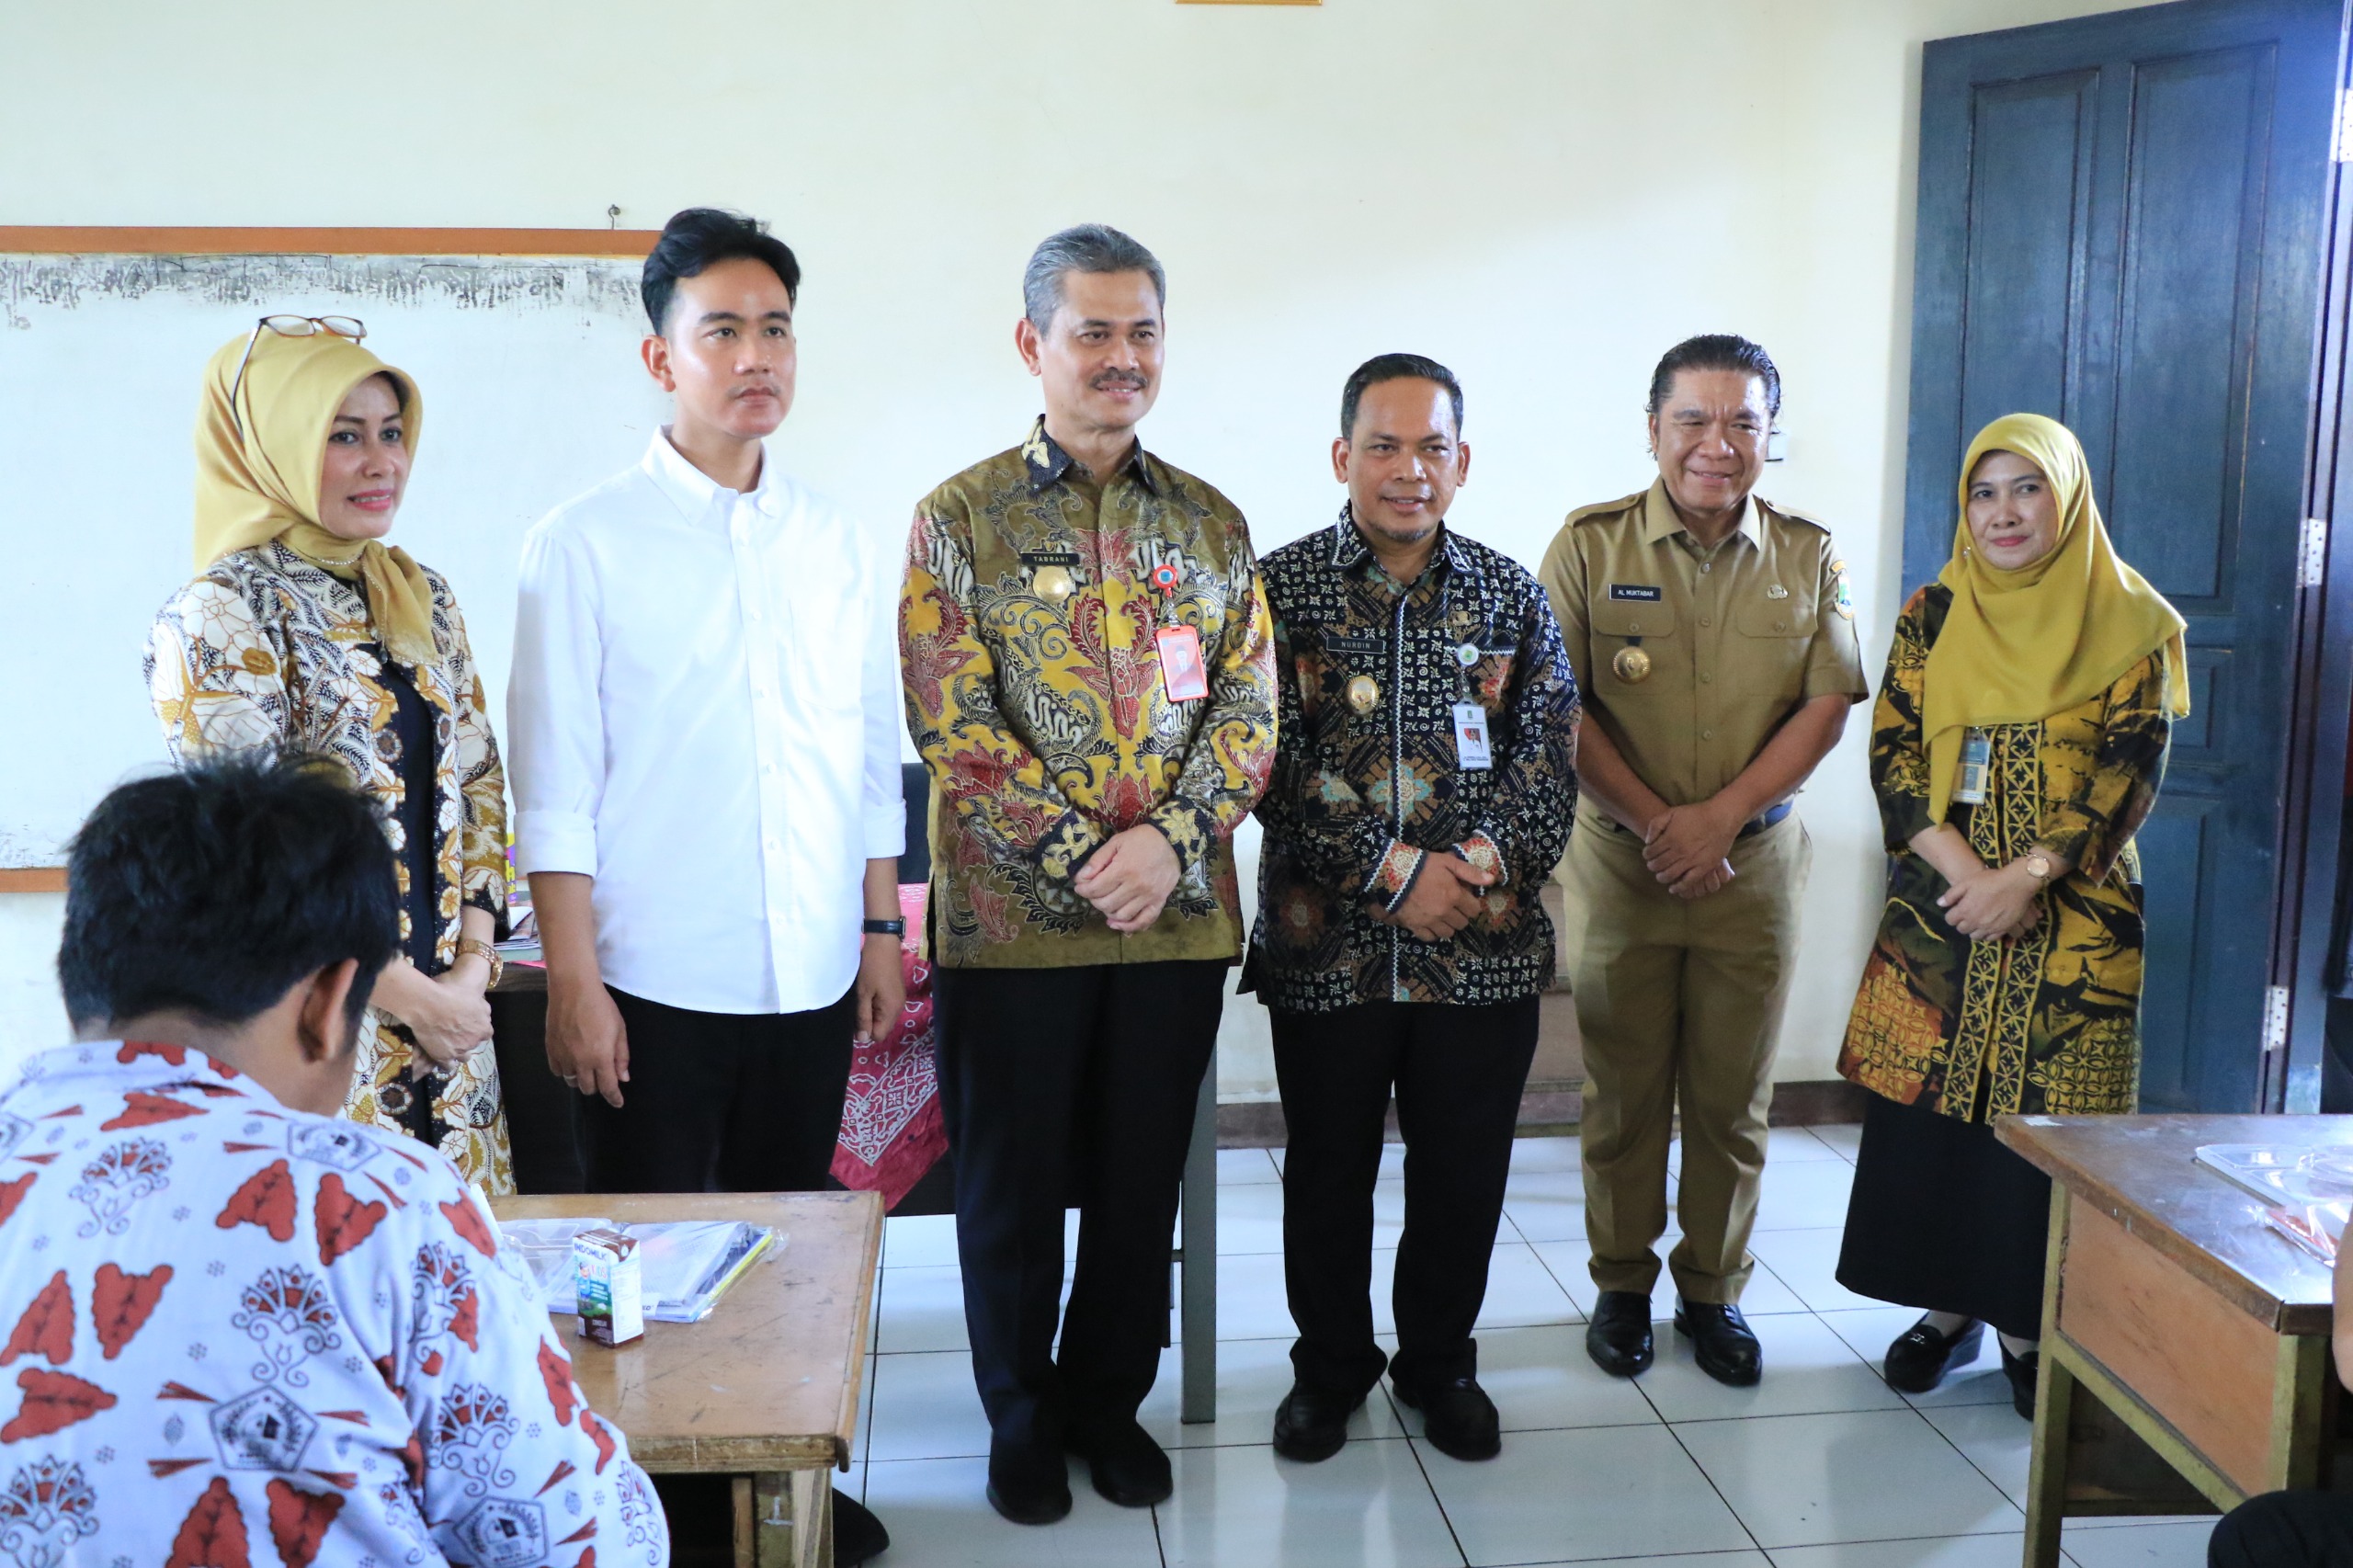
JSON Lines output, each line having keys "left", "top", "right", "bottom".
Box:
{"left": 1022, "top": 224, "right": 1166, "bottom": 331}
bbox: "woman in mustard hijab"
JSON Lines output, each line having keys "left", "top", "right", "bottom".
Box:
{"left": 1833, "top": 413, "right": 2186, "bottom": 1415}
{"left": 146, "top": 318, "right": 514, "bottom": 1193}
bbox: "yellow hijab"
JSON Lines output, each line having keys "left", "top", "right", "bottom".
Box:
{"left": 1922, "top": 412, "right": 2188, "bottom": 822}
{"left": 192, "top": 328, "right": 438, "bottom": 669}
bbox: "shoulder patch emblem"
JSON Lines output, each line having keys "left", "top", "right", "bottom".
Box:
{"left": 1833, "top": 574, "right": 1856, "bottom": 619}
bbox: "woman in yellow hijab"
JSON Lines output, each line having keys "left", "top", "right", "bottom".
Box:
{"left": 145, "top": 320, "right": 515, "bottom": 1193}
{"left": 1831, "top": 413, "right": 2184, "bottom": 1417}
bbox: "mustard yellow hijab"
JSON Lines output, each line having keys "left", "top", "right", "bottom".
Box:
{"left": 1922, "top": 412, "right": 2189, "bottom": 822}
{"left": 192, "top": 328, "right": 438, "bottom": 668}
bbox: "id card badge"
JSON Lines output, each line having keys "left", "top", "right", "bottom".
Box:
{"left": 1953, "top": 728, "right": 1991, "bottom": 804}
{"left": 1156, "top": 624, "right": 1210, "bottom": 702}
{"left": 1452, "top": 702, "right": 1494, "bottom": 770}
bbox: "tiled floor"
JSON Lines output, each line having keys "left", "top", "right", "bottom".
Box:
{"left": 841, "top": 1130, "right": 2217, "bottom": 1567}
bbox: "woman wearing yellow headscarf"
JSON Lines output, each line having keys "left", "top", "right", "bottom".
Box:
{"left": 1832, "top": 413, "right": 2185, "bottom": 1416}
{"left": 146, "top": 320, "right": 515, "bottom": 1193}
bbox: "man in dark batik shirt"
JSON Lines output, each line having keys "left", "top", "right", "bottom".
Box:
{"left": 1245, "top": 354, "right": 1578, "bottom": 1465}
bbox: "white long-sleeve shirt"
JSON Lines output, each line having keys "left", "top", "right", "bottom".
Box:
{"left": 508, "top": 432, "right": 904, "bottom": 1016}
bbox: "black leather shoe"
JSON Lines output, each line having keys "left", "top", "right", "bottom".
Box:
{"left": 2001, "top": 1344, "right": 2040, "bottom": 1420}
{"left": 1882, "top": 1317, "right": 1984, "bottom": 1394}
{"left": 1272, "top": 1384, "right": 1363, "bottom": 1463}
{"left": 1071, "top": 1418, "right": 1172, "bottom": 1507}
{"left": 1393, "top": 1375, "right": 1502, "bottom": 1461}
{"left": 985, "top": 1435, "right": 1072, "bottom": 1526}
{"left": 1586, "top": 1290, "right": 1655, "bottom": 1378}
{"left": 833, "top": 1494, "right": 891, "bottom": 1564}
{"left": 1675, "top": 1300, "right": 1762, "bottom": 1387}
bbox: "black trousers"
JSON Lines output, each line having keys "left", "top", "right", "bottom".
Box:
{"left": 581, "top": 986, "right": 856, "bottom": 1194}
{"left": 1271, "top": 995, "right": 1540, "bottom": 1398}
{"left": 2210, "top": 1489, "right": 2353, "bottom": 1567}
{"left": 933, "top": 960, "right": 1224, "bottom": 1448}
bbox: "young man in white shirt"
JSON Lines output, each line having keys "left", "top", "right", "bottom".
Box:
{"left": 508, "top": 208, "right": 901, "bottom": 1563}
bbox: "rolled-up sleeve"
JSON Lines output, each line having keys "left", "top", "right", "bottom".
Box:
{"left": 507, "top": 518, "right": 604, "bottom": 877}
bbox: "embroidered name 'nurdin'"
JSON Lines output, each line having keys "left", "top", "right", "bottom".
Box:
{"left": 1608, "top": 584, "right": 1662, "bottom": 602}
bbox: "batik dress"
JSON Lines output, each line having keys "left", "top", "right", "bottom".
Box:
{"left": 147, "top": 542, "right": 515, "bottom": 1193}
{"left": 1834, "top": 581, "right": 2171, "bottom": 1332}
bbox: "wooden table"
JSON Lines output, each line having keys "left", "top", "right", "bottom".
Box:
{"left": 1998, "top": 1113, "right": 2351, "bottom": 1567}
{"left": 491, "top": 1188, "right": 883, "bottom": 1568}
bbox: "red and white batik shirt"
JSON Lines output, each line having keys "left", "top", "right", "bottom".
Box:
{"left": 0, "top": 1041, "right": 665, "bottom": 1568}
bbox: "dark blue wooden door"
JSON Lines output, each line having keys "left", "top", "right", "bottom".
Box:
{"left": 1904, "top": 0, "right": 2339, "bottom": 1110}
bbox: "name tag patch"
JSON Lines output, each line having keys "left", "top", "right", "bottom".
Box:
{"left": 1608, "top": 584, "right": 1663, "bottom": 602}
{"left": 1018, "top": 551, "right": 1081, "bottom": 567}
{"left": 1318, "top": 632, "right": 1385, "bottom": 656}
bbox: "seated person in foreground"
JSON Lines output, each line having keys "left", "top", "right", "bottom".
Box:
{"left": 0, "top": 755, "right": 665, "bottom": 1566}
{"left": 2206, "top": 1228, "right": 2353, "bottom": 1566}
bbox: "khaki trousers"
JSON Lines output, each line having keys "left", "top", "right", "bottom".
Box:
{"left": 1562, "top": 807, "right": 1810, "bottom": 1303}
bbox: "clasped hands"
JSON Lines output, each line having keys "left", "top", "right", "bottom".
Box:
{"left": 1074, "top": 824, "right": 1182, "bottom": 934}
{"left": 1377, "top": 851, "right": 1496, "bottom": 941}
{"left": 1639, "top": 800, "right": 1743, "bottom": 900}
{"left": 1937, "top": 858, "right": 2044, "bottom": 943}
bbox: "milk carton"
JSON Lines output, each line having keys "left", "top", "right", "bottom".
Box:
{"left": 573, "top": 1228, "right": 644, "bottom": 1346}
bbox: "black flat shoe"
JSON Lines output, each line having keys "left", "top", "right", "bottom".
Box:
{"left": 1272, "top": 1383, "right": 1364, "bottom": 1463}
{"left": 1675, "top": 1300, "right": 1762, "bottom": 1387}
{"left": 1393, "top": 1375, "right": 1502, "bottom": 1461}
{"left": 985, "top": 1434, "right": 1072, "bottom": 1526}
{"left": 1883, "top": 1317, "right": 1984, "bottom": 1394}
{"left": 1070, "top": 1418, "right": 1171, "bottom": 1507}
{"left": 833, "top": 1494, "right": 891, "bottom": 1564}
{"left": 2001, "top": 1344, "right": 2040, "bottom": 1420}
{"left": 1586, "top": 1290, "right": 1655, "bottom": 1378}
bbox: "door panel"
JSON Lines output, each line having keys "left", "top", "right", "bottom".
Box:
{"left": 1905, "top": 0, "right": 2336, "bottom": 1111}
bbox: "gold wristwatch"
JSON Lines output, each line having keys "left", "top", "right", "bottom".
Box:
{"left": 459, "top": 937, "right": 505, "bottom": 988}
{"left": 2020, "top": 850, "right": 2054, "bottom": 885}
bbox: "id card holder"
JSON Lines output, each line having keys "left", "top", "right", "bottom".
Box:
{"left": 1156, "top": 624, "right": 1210, "bottom": 702}
{"left": 1952, "top": 728, "right": 1991, "bottom": 805}
{"left": 1452, "top": 702, "right": 1494, "bottom": 770}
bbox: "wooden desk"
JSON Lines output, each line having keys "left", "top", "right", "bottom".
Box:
{"left": 1998, "top": 1114, "right": 2351, "bottom": 1568}
{"left": 491, "top": 1188, "right": 884, "bottom": 1568}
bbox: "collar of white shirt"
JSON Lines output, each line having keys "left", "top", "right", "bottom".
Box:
{"left": 643, "top": 427, "right": 787, "bottom": 524}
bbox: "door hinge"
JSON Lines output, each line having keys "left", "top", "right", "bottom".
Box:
{"left": 2263, "top": 984, "right": 2291, "bottom": 1056}
{"left": 2302, "top": 517, "right": 2329, "bottom": 588}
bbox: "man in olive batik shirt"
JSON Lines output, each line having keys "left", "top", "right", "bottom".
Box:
{"left": 900, "top": 223, "right": 1276, "bottom": 1527}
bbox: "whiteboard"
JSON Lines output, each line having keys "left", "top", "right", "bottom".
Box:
{"left": 0, "top": 249, "right": 666, "bottom": 866}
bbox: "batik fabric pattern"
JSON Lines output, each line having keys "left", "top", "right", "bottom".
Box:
{"left": 0, "top": 1041, "right": 663, "bottom": 1568}
{"left": 901, "top": 419, "right": 1279, "bottom": 969}
{"left": 1246, "top": 511, "right": 1581, "bottom": 1012}
{"left": 1837, "top": 584, "right": 2171, "bottom": 1120}
{"left": 146, "top": 542, "right": 514, "bottom": 1193}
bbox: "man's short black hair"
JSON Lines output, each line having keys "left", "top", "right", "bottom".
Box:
{"left": 1340, "top": 353, "right": 1465, "bottom": 440}
{"left": 57, "top": 755, "right": 400, "bottom": 1033}
{"left": 642, "top": 208, "right": 801, "bottom": 335}
{"left": 1645, "top": 334, "right": 1782, "bottom": 419}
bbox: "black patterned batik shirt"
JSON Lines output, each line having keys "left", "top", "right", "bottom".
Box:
{"left": 1245, "top": 509, "right": 1581, "bottom": 1013}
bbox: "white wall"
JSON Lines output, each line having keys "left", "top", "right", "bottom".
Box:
{"left": 0, "top": 0, "right": 2148, "bottom": 1094}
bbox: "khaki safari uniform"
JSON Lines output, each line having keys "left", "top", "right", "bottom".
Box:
{"left": 1539, "top": 480, "right": 1867, "bottom": 1303}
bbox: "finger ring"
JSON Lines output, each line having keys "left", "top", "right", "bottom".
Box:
{"left": 560, "top": 1074, "right": 578, "bottom": 1085}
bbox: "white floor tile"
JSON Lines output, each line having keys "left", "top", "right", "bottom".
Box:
{"left": 1137, "top": 1334, "right": 1410, "bottom": 1449}
{"left": 1753, "top": 1161, "right": 1858, "bottom": 1233}
{"left": 1466, "top": 1241, "right": 1585, "bottom": 1330}
{"left": 1222, "top": 1147, "right": 1285, "bottom": 1185}
{"left": 860, "top": 1453, "right": 1164, "bottom": 1566}
{"left": 1507, "top": 1134, "right": 1583, "bottom": 1174}
{"left": 1641, "top": 1312, "right": 1904, "bottom": 1424}
{"left": 1815, "top": 1307, "right": 2013, "bottom": 1411}
{"left": 875, "top": 1262, "right": 973, "bottom": 1354}
{"left": 1524, "top": 1238, "right": 1807, "bottom": 1320}
{"left": 1155, "top": 1436, "right": 1463, "bottom": 1568}
{"left": 1674, "top": 1409, "right": 2019, "bottom": 1547}
{"left": 2058, "top": 1519, "right": 2216, "bottom": 1568}
{"left": 1220, "top": 1179, "right": 1290, "bottom": 1256}
{"left": 1807, "top": 1123, "right": 1864, "bottom": 1163}
{"left": 867, "top": 1347, "right": 992, "bottom": 1461}
{"left": 883, "top": 1210, "right": 961, "bottom": 1269}
{"left": 1537, "top": 1556, "right": 1768, "bottom": 1568}
{"left": 1745, "top": 1229, "right": 1883, "bottom": 1314}
{"left": 1421, "top": 1422, "right": 1754, "bottom": 1566}
{"left": 1384, "top": 1323, "right": 1655, "bottom": 1436}
{"left": 1217, "top": 1249, "right": 1303, "bottom": 1342}
{"left": 1769, "top": 1533, "right": 2030, "bottom": 1568}
{"left": 1502, "top": 1169, "right": 1590, "bottom": 1244}
{"left": 1767, "top": 1127, "right": 1852, "bottom": 1164}
{"left": 1917, "top": 1400, "right": 2035, "bottom": 1508}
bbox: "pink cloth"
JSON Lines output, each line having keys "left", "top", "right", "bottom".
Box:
{"left": 830, "top": 885, "right": 949, "bottom": 1210}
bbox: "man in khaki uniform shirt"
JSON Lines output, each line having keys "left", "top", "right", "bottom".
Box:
{"left": 1539, "top": 335, "right": 1868, "bottom": 1387}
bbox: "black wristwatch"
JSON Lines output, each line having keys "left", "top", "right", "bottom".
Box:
{"left": 863, "top": 918, "right": 906, "bottom": 937}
